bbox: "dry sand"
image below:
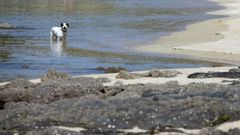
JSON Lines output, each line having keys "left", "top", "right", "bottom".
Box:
{"left": 84, "top": 66, "right": 235, "bottom": 86}
{"left": 136, "top": 0, "right": 240, "bottom": 64}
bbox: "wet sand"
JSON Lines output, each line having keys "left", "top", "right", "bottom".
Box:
{"left": 136, "top": 0, "right": 240, "bottom": 64}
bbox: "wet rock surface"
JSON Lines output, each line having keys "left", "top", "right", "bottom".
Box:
{"left": 188, "top": 67, "right": 240, "bottom": 79}
{"left": 1, "top": 70, "right": 240, "bottom": 134}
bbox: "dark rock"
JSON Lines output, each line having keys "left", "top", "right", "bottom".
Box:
{"left": 96, "top": 66, "right": 105, "bottom": 70}
{"left": 0, "top": 23, "right": 14, "bottom": 29}
{"left": 101, "top": 85, "right": 126, "bottom": 98}
{"left": 0, "top": 100, "right": 6, "bottom": 110}
{"left": 116, "top": 70, "right": 142, "bottom": 80}
{"left": 96, "top": 66, "right": 127, "bottom": 73}
{"left": 229, "top": 68, "right": 240, "bottom": 73}
{"left": 0, "top": 130, "right": 16, "bottom": 135}
{"left": 188, "top": 72, "right": 240, "bottom": 79}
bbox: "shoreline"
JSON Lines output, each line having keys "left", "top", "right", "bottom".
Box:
{"left": 136, "top": 0, "right": 240, "bottom": 64}
{"left": 0, "top": 66, "right": 236, "bottom": 86}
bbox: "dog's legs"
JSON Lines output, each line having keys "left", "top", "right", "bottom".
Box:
{"left": 51, "top": 34, "right": 58, "bottom": 41}
{"left": 50, "top": 31, "right": 54, "bottom": 40}
{"left": 53, "top": 35, "right": 57, "bottom": 41}
{"left": 50, "top": 31, "right": 58, "bottom": 41}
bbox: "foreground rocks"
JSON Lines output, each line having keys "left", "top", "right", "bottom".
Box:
{"left": 1, "top": 70, "right": 240, "bottom": 134}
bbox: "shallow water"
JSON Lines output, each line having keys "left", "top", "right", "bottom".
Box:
{"left": 0, "top": 0, "right": 224, "bottom": 82}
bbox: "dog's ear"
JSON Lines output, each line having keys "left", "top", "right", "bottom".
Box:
{"left": 67, "top": 23, "right": 69, "bottom": 28}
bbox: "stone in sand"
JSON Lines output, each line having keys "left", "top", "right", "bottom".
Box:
{"left": 116, "top": 70, "right": 142, "bottom": 80}
{"left": 144, "top": 69, "right": 181, "bottom": 78}
{"left": 114, "top": 81, "right": 124, "bottom": 86}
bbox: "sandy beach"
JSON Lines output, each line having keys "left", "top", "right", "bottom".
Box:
{"left": 136, "top": 0, "right": 240, "bottom": 64}
{"left": 84, "top": 66, "right": 236, "bottom": 86}
{"left": 2, "top": 1, "right": 240, "bottom": 135}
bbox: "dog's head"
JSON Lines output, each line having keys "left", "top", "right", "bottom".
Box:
{"left": 61, "top": 22, "right": 69, "bottom": 32}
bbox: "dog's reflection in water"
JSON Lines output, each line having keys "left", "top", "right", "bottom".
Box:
{"left": 50, "top": 40, "right": 67, "bottom": 57}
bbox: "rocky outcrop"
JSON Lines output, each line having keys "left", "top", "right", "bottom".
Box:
{"left": 1, "top": 70, "right": 240, "bottom": 134}
{"left": 188, "top": 68, "right": 240, "bottom": 79}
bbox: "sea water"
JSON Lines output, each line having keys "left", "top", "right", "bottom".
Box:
{"left": 0, "top": 0, "right": 224, "bottom": 81}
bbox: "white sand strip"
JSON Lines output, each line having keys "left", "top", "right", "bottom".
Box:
{"left": 52, "top": 119, "right": 240, "bottom": 134}
{"left": 0, "top": 78, "right": 41, "bottom": 86}
{"left": 216, "top": 120, "right": 240, "bottom": 132}
{"left": 55, "top": 126, "right": 86, "bottom": 132}
{"left": 118, "top": 126, "right": 147, "bottom": 133}
{"left": 136, "top": 0, "right": 240, "bottom": 64}
{"left": 83, "top": 66, "right": 235, "bottom": 86}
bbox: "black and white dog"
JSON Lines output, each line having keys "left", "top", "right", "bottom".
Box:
{"left": 50, "top": 23, "right": 69, "bottom": 41}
